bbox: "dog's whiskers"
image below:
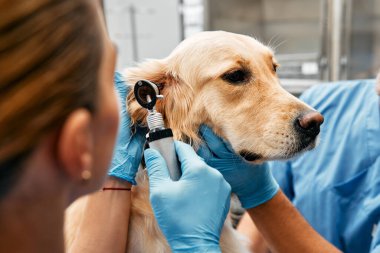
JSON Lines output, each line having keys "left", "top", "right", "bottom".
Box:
{"left": 272, "top": 39, "right": 287, "bottom": 51}
{"left": 267, "top": 34, "right": 280, "bottom": 50}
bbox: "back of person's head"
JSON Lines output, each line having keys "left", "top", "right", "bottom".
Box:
{"left": 0, "top": 0, "right": 106, "bottom": 199}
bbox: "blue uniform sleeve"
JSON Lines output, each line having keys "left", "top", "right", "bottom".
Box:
{"left": 269, "top": 161, "right": 295, "bottom": 201}
{"left": 371, "top": 222, "right": 380, "bottom": 253}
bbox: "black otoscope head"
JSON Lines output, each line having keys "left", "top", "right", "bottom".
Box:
{"left": 134, "top": 80, "right": 160, "bottom": 110}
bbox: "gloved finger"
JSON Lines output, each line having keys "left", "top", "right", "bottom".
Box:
{"left": 174, "top": 141, "right": 204, "bottom": 174}
{"left": 196, "top": 142, "right": 214, "bottom": 162}
{"left": 131, "top": 126, "right": 148, "bottom": 147}
{"left": 119, "top": 100, "right": 132, "bottom": 126}
{"left": 114, "top": 72, "right": 130, "bottom": 99}
{"left": 117, "top": 99, "right": 143, "bottom": 144}
{"left": 199, "top": 125, "right": 234, "bottom": 157}
{"left": 128, "top": 128, "right": 147, "bottom": 168}
{"left": 144, "top": 148, "right": 170, "bottom": 184}
{"left": 115, "top": 117, "right": 132, "bottom": 146}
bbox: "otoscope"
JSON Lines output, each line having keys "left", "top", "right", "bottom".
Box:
{"left": 134, "top": 80, "right": 181, "bottom": 181}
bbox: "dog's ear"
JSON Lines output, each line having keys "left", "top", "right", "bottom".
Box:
{"left": 125, "top": 59, "right": 199, "bottom": 143}
{"left": 125, "top": 60, "right": 167, "bottom": 128}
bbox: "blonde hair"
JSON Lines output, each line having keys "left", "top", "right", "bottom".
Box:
{"left": 0, "top": 0, "right": 103, "bottom": 196}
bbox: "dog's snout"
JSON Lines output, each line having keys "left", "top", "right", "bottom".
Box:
{"left": 297, "top": 111, "right": 324, "bottom": 130}
{"left": 294, "top": 111, "right": 324, "bottom": 138}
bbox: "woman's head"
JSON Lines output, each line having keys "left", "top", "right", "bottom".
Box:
{"left": 0, "top": 0, "right": 119, "bottom": 201}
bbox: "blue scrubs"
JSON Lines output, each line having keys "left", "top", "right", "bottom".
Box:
{"left": 270, "top": 80, "right": 380, "bottom": 253}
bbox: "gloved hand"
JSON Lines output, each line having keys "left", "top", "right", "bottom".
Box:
{"left": 197, "top": 125, "right": 279, "bottom": 209}
{"left": 108, "top": 72, "right": 147, "bottom": 184}
{"left": 144, "top": 141, "right": 231, "bottom": 253}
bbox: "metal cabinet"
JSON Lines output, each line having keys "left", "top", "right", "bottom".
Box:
{"left": 205, "top": 0, "right": 380, "bottom": 93}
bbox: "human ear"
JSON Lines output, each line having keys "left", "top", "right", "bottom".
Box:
{"left": 57, "top": 109, "right": 94, "bottom": 182}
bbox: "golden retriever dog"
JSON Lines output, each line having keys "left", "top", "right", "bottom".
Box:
{"left": 65, "top": 31, "right": 324, "bottom": 253}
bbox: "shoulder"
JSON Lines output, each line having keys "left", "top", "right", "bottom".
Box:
{"left": 300, "top": 79, "right": 376, "bottom": 107}
{"left": 287, "top": 79, "right": 379, "bottom": 183}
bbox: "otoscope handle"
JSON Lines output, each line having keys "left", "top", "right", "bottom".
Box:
{"left": 148, "top": 130, "right": 181, "bottom": 181}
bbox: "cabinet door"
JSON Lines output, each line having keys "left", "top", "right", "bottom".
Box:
{"left": 347, "top": 0, "right": 380, "bottom": 79}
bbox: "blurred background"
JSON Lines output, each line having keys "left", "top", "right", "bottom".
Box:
{"left": 104, "top": 0, "right": 380, "bottom": 94}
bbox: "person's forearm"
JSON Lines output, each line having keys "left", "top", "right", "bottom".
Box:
{"left": 247, "top": 191, "right": 341, "bottom": 253}
{"left": 237, "top": 212, "right": 270, "bottom": 253}
{"left": 67, "top": 177, "right": 131, "bottom": 253}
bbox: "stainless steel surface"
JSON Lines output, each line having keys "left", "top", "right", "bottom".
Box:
{"left": 319, "top": 0, "right": 329, "bottom": 80}
{"left": 341, "top": 0, "right": 353, "bottom": 80}
{"left": 330, "top": 0, "right": 343, "bottom": 81}
{"left": 347, "top": 0, "right": 380, "bottom": 79}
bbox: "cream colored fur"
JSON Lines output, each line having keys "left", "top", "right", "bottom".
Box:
{"left": 66, "top": 31, "right": 319, "bottom": 253}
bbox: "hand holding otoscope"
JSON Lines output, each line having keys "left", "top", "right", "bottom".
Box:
{"left": 134, "top": 80, "right": 181, "bottom": 181}
{"left": 135, "top": 80, "right": 232, "bottom": 252}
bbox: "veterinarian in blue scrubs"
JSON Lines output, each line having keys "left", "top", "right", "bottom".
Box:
{"left": 236, "top": 77, "right": 380, "bottom": 253}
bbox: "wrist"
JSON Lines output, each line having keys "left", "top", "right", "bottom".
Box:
{"left": 239, "top": 184, "right": 279, "bottom": 209}
{"left": 108, "top": 170, "right": 137, "bottom": 185}
{"left": 103, "top": 176, "right": 132, "bottom": 188}
{"left": 238, "top": 171, "right": 279, "bottom": 209}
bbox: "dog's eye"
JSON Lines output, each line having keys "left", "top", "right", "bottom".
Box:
{"left": 222, "top": 69, "right": 249, "bottom": 84}
{"left": 273, "top": 63, "right": 278, "bottom": 72}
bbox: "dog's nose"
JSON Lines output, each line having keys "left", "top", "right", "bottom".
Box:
{"left": 294, "top": 111, "right": 324, "bottom": 138}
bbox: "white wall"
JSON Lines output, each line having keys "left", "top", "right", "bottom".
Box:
{"left": 104, "top": 0, "right": 182, "bottom": 70}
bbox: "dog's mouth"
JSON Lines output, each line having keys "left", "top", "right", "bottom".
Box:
{"left": 237, "top": 135, "right": 318, "bottom": 162}
{"left": 297, "top": 136, "right": 316, "bottom": 152}
{"left": 278, "top": 136, "right": 318, "bottom": 160}
{"left": 238, "top": 150, "right": 263, "bottom": 162}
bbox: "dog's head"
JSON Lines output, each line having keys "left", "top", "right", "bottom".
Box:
{"left": 125, "top": 31, "right": 323, "bottom": 162}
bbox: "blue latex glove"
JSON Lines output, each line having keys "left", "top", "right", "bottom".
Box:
{"left": 144, "top": 141, "right": 231, "bottom": 253}
{"left": 108, "top": 72, "right": 147, "bottom": 184}
{"left": 197, "top": 125, "right": 279, "bottom": 209}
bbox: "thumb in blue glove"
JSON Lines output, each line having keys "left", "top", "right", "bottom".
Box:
{"left": 108, "top": 72, "right": 147, "bottom": 184}
{"left": 144, "top": 141, "right": 231, "bottom": 253}
{"left": 197, "top": 125, "right": 279, "bottom": 209}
